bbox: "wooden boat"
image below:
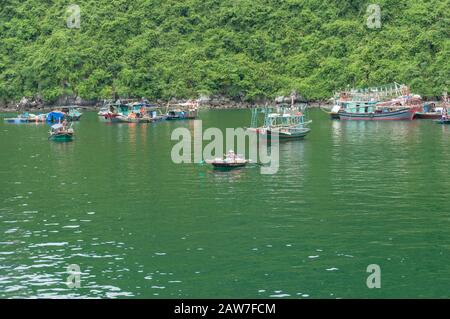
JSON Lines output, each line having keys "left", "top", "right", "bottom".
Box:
{"left": 206, "top": 151, "right": 249, "bottom": 169}
{"left": 248, "top": 99, "right": 311, "bottom": 141}
{"left": 165, "top": 101, "right": 199, "bottom": 120}
{"left": 414, "top": 102, "right": 443, "bottom": 119}
{"left": 103, "top": 103, "right": 130, "bottom": 122}
{"left": 415, "top": 112, "right": 443, "bottom": 119}
{"left": 48, "top": 123, "right": 74, "bottom": 142}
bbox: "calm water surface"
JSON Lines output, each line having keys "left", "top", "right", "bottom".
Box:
{"left": 0, "top": 110, "right": 449, "bottom": 298}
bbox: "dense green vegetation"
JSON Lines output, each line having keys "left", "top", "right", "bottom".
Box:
{"left": 0, "top": 0, "right": 448, "bottom": 104}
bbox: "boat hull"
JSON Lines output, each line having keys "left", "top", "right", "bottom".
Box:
{"left": 339, "top": 108, "right": 415, "bottom": 121}
{"left": 4, "top": 118, "right": 29, "bottom": 124}
{"left": 257, "top": 128, "right": 311, "bottom": 140}
{"left": 211, "top": 162, "right": 247, "bottom": 169}
{"left": 414, "top": 112, "right": 442, "bottom": 120}
{"left": 166, "top": 116, "right": 197, "bottom": 121}
{"left": 115, "top": 116, "right": 152, "bottom": 123}
{"left": 49, "top": 134, "right": 74, "bottom": 142}
{"left": 435, "top": 119, "right": 450, "bottom": 125}
{"left": 320, "top": 107, "right": 340, "bottom": 119}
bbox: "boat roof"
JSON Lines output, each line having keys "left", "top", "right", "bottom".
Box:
{"left": 51, "top": 124, "right": 63, "bottom": 130}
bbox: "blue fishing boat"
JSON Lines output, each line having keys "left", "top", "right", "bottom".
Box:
{"left": 331, "top": 83, "right": 420, "bottom": 121}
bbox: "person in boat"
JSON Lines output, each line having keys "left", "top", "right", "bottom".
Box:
{"left": 226, "top": 150, "right": 236, "bottom": 162}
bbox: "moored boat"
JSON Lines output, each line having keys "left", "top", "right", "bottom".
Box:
{"left": 103, "top": 103, "right": 130, "bottom": 122}
{"left": 166, "top": 101, "right": 199, "bottom": 120}
{"left": 62, "top": 106, "right": 83, "bottom": 121}
{"left": 414, "top": 102, "right": 443, "bottom": 119}
{"left": 247, "top": 97, "right": 311, "bottom": 141}
{"left": 337, "top": 84, "right": 421, "bottom": 121}
{"left": 4, "top": 112, "right": 46, "bottom": 123}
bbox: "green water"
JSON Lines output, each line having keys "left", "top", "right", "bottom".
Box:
{"left": 0, "top": 110, "right": 449, "bottom": 299}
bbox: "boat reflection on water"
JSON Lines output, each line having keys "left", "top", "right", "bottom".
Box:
{"left": 208, "top": 165, "right": 247, "bottom": 182}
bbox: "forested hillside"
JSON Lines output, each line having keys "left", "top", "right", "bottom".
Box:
{"left": 0, "top": 0, "right": 448, "bottom": 104}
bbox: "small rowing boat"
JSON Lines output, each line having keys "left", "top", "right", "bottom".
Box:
{"left": 206, "top": 151, "right": 249, "bottom": 169}
{"left": 48, "top": 123, "right": 74, "bottom": 142}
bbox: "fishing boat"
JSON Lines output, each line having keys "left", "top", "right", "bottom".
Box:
{"left": 331, "top": 83, "right": 422, "bottom": 121}
{"left": 111, "top": 102, "right": 154, "bottom": 123}
{"left": 62, "top": 106, "right": 83, "bottom": 121}
{"left": 103, "top": 103, "right": 130, "bottom": 123}
{"left": 205, "top": 151, "right": 249, "bottom": 169}
{"left": 338, "top": 84, "right": 421, "bottom": 121}
{"left": 166, "top": 101, "right": 199, "bottom": 120}
{"left": 330, "top": 83, "right": 403, "bottom": 119}
{"left": 48, "top": 122, "right": 74, "bottom": 142}
{"left": 247, "top": 99, "right": 311, "bottom": 140}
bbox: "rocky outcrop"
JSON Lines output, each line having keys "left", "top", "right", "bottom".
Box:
{"left": 275, "top": 91, "right": 307, "bottom": 104}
